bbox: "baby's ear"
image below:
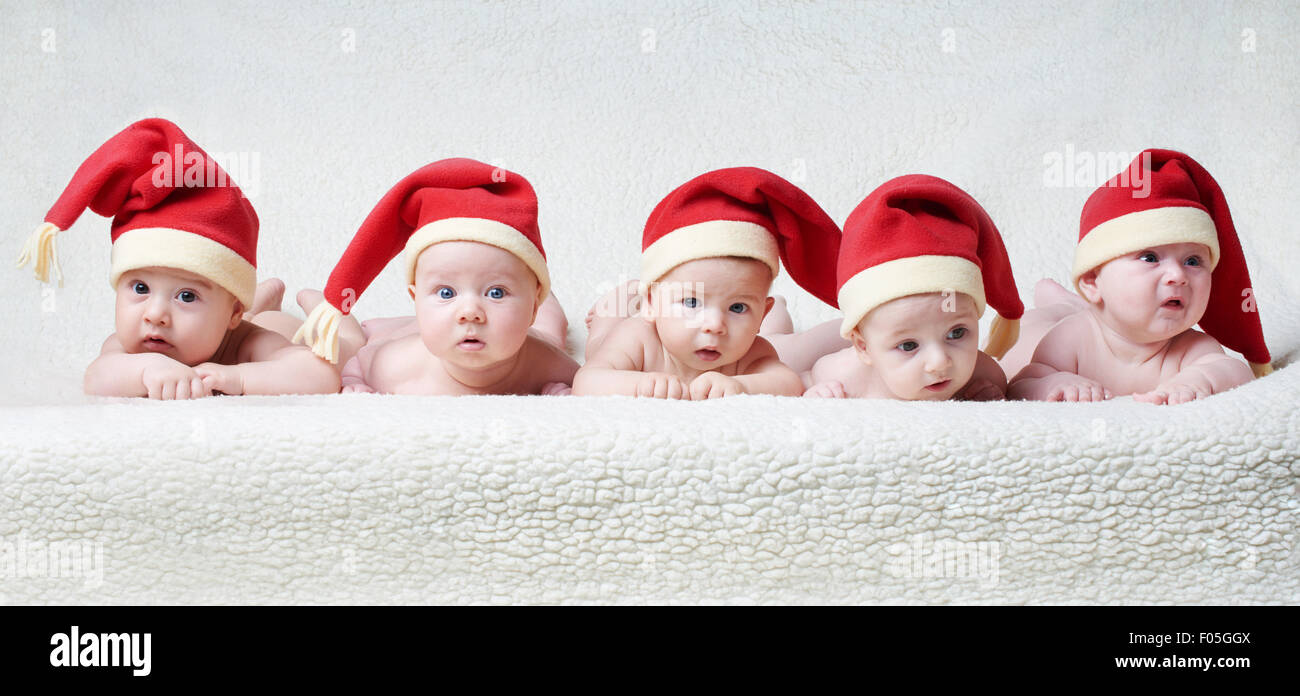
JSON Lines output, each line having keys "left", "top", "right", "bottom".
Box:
{"left": 228, "top": 300, "right": 244, "bottom": 330}
{"left": 1077, "top": 271, "right": 1102, "bottom": 304}
{"left": 849, "top": 327, "right": 872, "bottom": 365}
{"left": 762, "top": 296, "right": 775, "bottom": 319}
{"left": 640, "top": 283, "right": 657, "bottom": 319}
{"left": 532, "top": 285, "right": 545, "bottom": 322}
{"left": 407, "top": 284, "right": 417, "bottom": 300}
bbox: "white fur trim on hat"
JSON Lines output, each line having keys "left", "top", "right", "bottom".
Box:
{"left": 403, "top": 217, "right": 551, "bottom": 300}
{"left": 640, "top": 220, "right": 780, "bottom": 284}
{"left": 110, "top": 227, "right": 257, "bottom": 309}
{"left": 838, "top": 255, "right": 985, "bottom": 338}
{"left": 1072, "top": 206, "right": 1219, "bottom": 287}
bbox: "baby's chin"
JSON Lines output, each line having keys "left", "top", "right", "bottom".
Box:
{"left": 124, "top": 341, "right": 213, "bottom": 367}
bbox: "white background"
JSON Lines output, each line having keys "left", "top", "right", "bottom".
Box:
{"left": 3, "top": 0, "right": 1297, "bottom": 404}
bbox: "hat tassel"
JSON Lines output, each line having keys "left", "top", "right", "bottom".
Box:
{"left": 1250, "top": 362, "right": 1273, "bottom": 378}
{"left": 16, "top": 222, "right": 63, "bottom": 286}
{"left": 292, "top": 301, "right": 344, "bottom": 364}
{"left": 983, "top": 315, "right": 1019, "bottom": 360}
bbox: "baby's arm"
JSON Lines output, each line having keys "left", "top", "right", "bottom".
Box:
{"left": 954, "top": 351, "right": 1008, "bottom": 401}
{"left": 1133, "top": 334, "right": 1253, "bottom": 405}
{"left": 717, "top": 337, "right": 802, "bottom": 398}
{"left": 339, "top": 352, "right": 376, "bottom": 393}
{"left": 1007, "top": 319, "right": 1110, "bottom": 402}
{"left": 572, "top": 320, "right": 688, "bottom": 398}
{"left": 195, "top": 327, "right": 340, "bottom": 395}
{"left": 84, "top": 335, "right": 211, "bottom": 399}
{"left": 802, "top": 347, "right": 857, "bottom": 398}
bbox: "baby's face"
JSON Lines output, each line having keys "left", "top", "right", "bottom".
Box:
{"left": 114, "top": 266, "right": 242, "bottom": 366}
{"left": 1079, "top": 242, "right": 1212, "bottom": 343}
{"left": 409, "top": 241, "right": 542, "bottom": 369}
{"left": 850, "top": 292, "right": 980, "bottom": 401}
{"left": 646, "top": 257, "right": 774, "bottom": 372}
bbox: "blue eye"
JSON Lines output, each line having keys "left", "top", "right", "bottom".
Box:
{"left": 437, "top": 287, "right": 455, "bottom": 300}
{"left": 1185, "top": 256, "right": 1202, "bottom": 267}
{"left": 1139, "top": 252, "right": 1158, "bottom": 263}
{"left": 898, "top": 341, "right": 919, "bottom": 352}
{"left": 487, "top": 287, "right": 506, "bottom": 299}
{"left": 682, "top": 297, "right": 699, "bottom": 308}
{"left": 947, "top": 327, "right": 967, "bottom": 340}
{"left": 729, "top": 303, "right": 747, "bottom": 314}
{"left": 133, "top": 282, "right": 149, "bottom": 295}
{"left": 177, "top": 290, "right": 197, "bottom": 303}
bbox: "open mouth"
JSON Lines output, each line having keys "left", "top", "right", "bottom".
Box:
{"left": 695, "top": 349, "right": 722, "bottom": 362}
{"left": 1161, "top": 298, "right": 1184, "bottom": 309}
{"left": 142, "top": 336, "right": 172, "bottom": 351}
{"left": 457, "top": 337, "right": 485, "bottom": 351}
{"left": 924, "top": 379, "right": 951, "bottom": 392}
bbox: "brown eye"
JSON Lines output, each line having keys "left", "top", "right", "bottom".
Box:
{"left": 133, "top": 282, "right": 149, "bottom": 295}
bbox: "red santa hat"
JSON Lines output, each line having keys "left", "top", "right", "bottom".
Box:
{"left": 1075, "top": 148, "right": 1270, "bottom": 375}
{"left": 836, "top": 174, "right": 1024, "bottom": 359}
{"left": 18, "top": 118, "right": 259, "bottom": 308}
{"left": 640, "top": 167, "right": 841, "bottom": 307}
{"left": 295, "top": 158, "right": 548, "bottom": 363}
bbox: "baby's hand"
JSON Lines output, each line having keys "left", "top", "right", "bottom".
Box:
{"left": 141, "top": 362, "right": 211, "bottom": 400}
{"left": 635, "top": 372, "right": 689, "bottom": 399}
{"left": 540, "top": 381, "right": 572, "bottom": 396}
{"left": 1042, "top": 372, "right": 1111, "bottom": 402}
{"left": 804, "top": 381, "right": 847, "bottom": 399}
{"left": 341, "top": 382, "right": 376, "bottom": 394}
{"left": 194, "top": 362, "right": 245, "bottom": 396}
{"left": 955, "top": 377, "right": 1004, "bottom": 402}
{"left": 689, "top": 372, "right": 744, "bottom": 400}
{"left": 1134, "top": 381, "right": 1209, "bottom": 406}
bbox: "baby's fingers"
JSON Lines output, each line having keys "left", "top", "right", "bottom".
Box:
{"left": 667, "top": 377, "right": 688, "bottom": 400}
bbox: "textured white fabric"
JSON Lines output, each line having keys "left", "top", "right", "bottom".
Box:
{"left": 2, "top": 1, "right": 1297, "bottom": 603}
{"left": 2, "top": 374, "right": 1297, "bottom": 604}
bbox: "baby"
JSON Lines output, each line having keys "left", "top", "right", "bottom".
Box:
{"left": 1006, "top": 149, "right": 1270, "bottom": 404}
{"left": 574, "top": 167, "right": 842, "bottom": 398}
{"left": 18, "top": 118, "right": 339, "bottom": 399}
{"left": 291, "top": 158, "right": 577, "bottom": 395}
{"left": 772, "top": 175, "right": 1023, "bottom": 401}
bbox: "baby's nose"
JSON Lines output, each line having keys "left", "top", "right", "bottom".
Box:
{"left": 924, "top": 347, "right": 952, "bottom": 372}
{"left": 143, "top": 298, "right": 169, "bottom": 324}
{"left": 456, "top": 298, "right": 486, "bottom": 322}
{"left": 698, "top": 310, "right": 726, "bottom": 334}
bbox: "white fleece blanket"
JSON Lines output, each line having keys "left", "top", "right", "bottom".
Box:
{"left": 1, "top": 370, "right": 1297, "bottom": 604}
{"left": 2, "top": 2, "right": 1298, "bottom": 603}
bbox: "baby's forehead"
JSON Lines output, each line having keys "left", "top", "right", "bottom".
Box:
{"left": 415, "top": 241, "right": 533, "bottom": 279}
{"left": 864, "top": 292, "right": 978, "bottom": 330}
{"left": 124, "top": 266, "right": 216, "bottom": 289}
{"left": 657, "top": 257, "right": 773, "bottom": 293}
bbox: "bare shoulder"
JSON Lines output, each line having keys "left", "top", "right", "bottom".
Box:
{"left": 97, "top": 333, "right": 126, "bottom": 355}
{"left": 1168, "top": 328, "right": 1227, "bottom": 367}
{"left": 522, "top": 332, "right": 580, "bottom": 384}
{"left": 736, "top": 335, "right": 780, "bottom": 372}
{"left": 585, "top": 316, "right": 659, "bottom": 370}
{"left": 809, "top": 346, "right": 867, "bottom": 390}
{"left": 365, "top": 333, "right": 428, "bottom": 388}
{"left": 1029, "top": 311, "right": 1090, "bottom": 370}
{"left": 232, "top": 320, "right": 294, "bottom": 363}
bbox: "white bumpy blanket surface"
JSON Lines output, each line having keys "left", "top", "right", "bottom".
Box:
{"left": 2, "top": 365, "right": 1296, "bottom": 604}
